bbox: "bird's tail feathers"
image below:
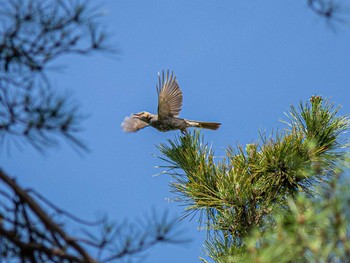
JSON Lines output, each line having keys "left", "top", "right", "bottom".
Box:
{"left": 186, "top": 120, "right": 221, "bottom": 130}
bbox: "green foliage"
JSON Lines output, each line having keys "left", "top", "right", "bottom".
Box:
{"left": 228, "top": 176, "right": 350, "bottom": 263}
{"left": 157, "top": 96, "right": 349, "bottom": 262}
{"left": 285, "top": 96, "right": 348, "bottom": 156}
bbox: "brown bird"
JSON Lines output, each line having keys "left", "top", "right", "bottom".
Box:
{"left": 121, "top": 70, "right": 221, "bottom": 133}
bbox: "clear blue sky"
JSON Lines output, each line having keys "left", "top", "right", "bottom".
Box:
{"left": 3, "top": 1, "right": 350, "bottom": 262}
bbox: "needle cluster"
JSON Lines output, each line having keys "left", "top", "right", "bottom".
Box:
{"left": 158, "top": 96, "right": 349, "bottom": 262}
{"left": 0, "top": 0, "right": 108, "bottom": 151}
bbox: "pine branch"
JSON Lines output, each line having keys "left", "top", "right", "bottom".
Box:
{"left": 157, "top": 96, "right": 349, "bottom": 261}
{"left": 229, "top": 175, "right": 350, "bottom": 263}
{"left": 0, "top": 169, "right": 187, "bottom": 262}
{"left": 0, "top": 169, "right": 95, "bottom": 263}
{"left": 0, "top": 0, "right": 110, "bottom": 151}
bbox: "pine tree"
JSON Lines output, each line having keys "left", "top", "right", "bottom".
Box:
{"left": 0, "top": 1, "right": 183, "bottom": 262}
{"left": 158, "top": 96, "right": 349, "bottom": 262}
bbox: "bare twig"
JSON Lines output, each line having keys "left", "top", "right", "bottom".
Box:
{"left": 0, "top": 169, "right": 95, "bottom": 263}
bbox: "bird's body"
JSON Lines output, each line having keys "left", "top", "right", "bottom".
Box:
{"left": 148, "top": 115, "right": 189, "bottom": 132}
{"left": 121, "top": 70, "right": 221, "bottom": 133}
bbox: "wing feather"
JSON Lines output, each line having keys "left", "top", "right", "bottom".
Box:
{"left": 121, "top": 115, "right": 149, "bottom": 133}
{"left": 157, "top": 70, "right": 183, "bottom": 119}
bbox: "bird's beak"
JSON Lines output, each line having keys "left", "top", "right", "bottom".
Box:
{"left": 132, "top": 113, "right": 141, "bottom": 119}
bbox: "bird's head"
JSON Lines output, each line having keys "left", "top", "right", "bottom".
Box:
{"left": 133, "top": 111, "right": 153, "bottom": 123}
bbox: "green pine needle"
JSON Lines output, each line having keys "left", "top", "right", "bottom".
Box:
{"left": 156, "top": 96, "right": 349, "bottom": 262}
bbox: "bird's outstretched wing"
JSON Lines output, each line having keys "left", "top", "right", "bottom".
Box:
{"left": 157, "top": 70, "right": 183, "bottom": 119}
{"left": 121, "top": 115, "right": 149, "bottom": 132}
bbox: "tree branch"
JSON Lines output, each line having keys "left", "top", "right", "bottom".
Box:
{"left": 0, "top": 169, "right": 95, "bottom": 263}
{"left": 0, "top": 225, "right": 83, "bottom": 262}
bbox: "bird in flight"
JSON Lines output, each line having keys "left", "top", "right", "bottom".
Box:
{"left": 121, "top": 70, "right": 221, "bottom": 133}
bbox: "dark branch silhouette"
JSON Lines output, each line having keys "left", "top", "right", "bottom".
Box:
{"left": 0, "top": 169, "right": 186, "bottom": 262}
{"left": 0, "top": 0, "right": 108, "bottom": 151}
{"left": 307, "top": 0, "right": 349, "bottom": 29}
{"left": 0, "top": 1, "right": 186, "bottom": 262}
